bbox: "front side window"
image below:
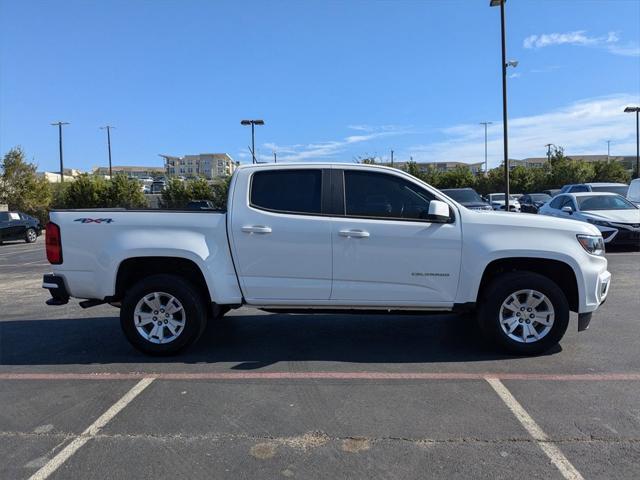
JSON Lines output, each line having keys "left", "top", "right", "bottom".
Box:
{"left": 344, "top": 170, "right": 435, "bottom": 220}
{"left": 251, "top": 169, "right": 322, "bottom": 215}
{"left": 549, "top": 196, "right": 565, "bottom": 209}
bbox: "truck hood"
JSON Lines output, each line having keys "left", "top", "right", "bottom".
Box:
{"left": 460, "top": 208, "right": 601, "bottom": 236}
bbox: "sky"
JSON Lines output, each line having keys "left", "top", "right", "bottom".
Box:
{"left": 1, "top": 0, "right": 639, "bottom": 172}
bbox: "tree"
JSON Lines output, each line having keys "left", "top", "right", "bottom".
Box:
{"left": 0, "top": 147, "right": 52, "bottom": 223}
{"left": 160, "top": 178, "right": 190, "bottom": 209}
{"left": 160, "top": 176, "right": 231, "bottom": 209}
{"left": 591, "top": 160, "right": 631, "bottom": 184}
{"left": 56, "top": 173, "right": 146, "bottom": 209}
{"left": 438, "top": 166, "right": 475, "bottom": 189}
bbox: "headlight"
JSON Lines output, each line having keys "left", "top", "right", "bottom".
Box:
{"left": 586, "top": 218, "right": 610, "bottom": 227}
{"left": 577, "top": 234, "right": 605, "bottom": 256}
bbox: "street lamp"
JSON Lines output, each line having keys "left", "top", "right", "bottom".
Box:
{"left": 480, "top": 122, "right": 493, "bottom": 174}
{"left": 489, "top": 0, "right": 515, "bottom": 211}
{"left": 100, "top": 125, "right": 115, "bottom": 178}
{"left": 240, "top": 119, "right": 265, "bottom": 164}
{"left": 624, "top": 106, "right": 640, "bottom": 178}
{"left": 50, "top": 122, "right": 70, "bottom": 182}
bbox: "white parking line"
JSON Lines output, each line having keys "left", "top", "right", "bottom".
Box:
{"left": 486, "top": 378, "right": 584, "bottom": 480}
{"left": 28, "top": 377, "right": 155, "bottom": 480}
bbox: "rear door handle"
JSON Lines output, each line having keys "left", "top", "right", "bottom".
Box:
{"left": 242, "top": 225, "right": 272, "bottom": 234}
{"left": 339, "top": 229, "right": 370, "bottom": 238}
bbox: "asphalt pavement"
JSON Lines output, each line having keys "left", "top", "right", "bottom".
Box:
{"left": 1, "top": 238, "right": 639, "bottom": 479}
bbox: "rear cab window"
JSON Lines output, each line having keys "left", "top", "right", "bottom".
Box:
{"left": 250, "top": 169, "right": 322, "bottom": 215}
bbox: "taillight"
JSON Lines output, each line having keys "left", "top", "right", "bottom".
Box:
{"left": 46, "top": 222, "right": 63, "bottom": 264}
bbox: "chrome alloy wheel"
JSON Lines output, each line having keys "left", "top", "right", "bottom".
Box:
{"left": 27, "top": 229, "right": 37, "bottom": 242}
{"left": 499, "top": 289, "right": 555, "bottom": 343}
{"left": 134, "top": 292, "right": 186, "bottom": 344}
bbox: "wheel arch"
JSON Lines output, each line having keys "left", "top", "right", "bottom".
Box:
{"left": 477, "top": 257, "right": 579, "bottom": 312}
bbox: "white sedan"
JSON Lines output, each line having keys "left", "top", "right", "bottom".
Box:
{"left": 539, "top": 192, "right": 640, "bottom": 246}
{"left": 487, "top": 193, "right": 521, "bottom": 212}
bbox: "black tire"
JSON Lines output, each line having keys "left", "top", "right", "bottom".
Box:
{"left": 120, "top": 274, "right": 207, "bottom": 355}
{"left": 25, "top": 228, "right": 37, "bottom": 243}
{"left": 478, "top": 271, "right": 570, "bottom": 355}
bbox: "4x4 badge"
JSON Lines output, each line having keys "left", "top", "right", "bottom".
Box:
{"left": 74, "top": 218, "right": 114, "bottom": 224}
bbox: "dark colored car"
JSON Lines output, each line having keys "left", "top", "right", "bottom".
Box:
{"left": 440, "top": 188, "right": 493, "bottom": 211}
{"left": 186, "top": 200, "right": 217, "bottom": 210}
{"left": 0, "top": 211, "right": 42, "bottom": 244}
{"left": 519, "top": 193, "right": 552, "bottom": 214}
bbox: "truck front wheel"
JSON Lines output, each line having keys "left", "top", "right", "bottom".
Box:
{"left": 120, "top": 274, "right": 207, "bottom": 355}
{"left": 478, "top": 272, "right": 570, "bottom": 355}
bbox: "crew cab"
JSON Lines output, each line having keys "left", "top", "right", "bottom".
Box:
{"left": 43, "top": 163, "right": 611, "bottom": 356}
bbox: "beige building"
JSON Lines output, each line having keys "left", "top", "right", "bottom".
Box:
{"left": 162, "top": 153, "right": 237, "bottom": 180}
{"left": 37, "top": 168, "right": 84, "bottom": 183}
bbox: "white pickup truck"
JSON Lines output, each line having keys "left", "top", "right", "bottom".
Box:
{"left": 43, "top": 163, "right": 611, "bottom": 356}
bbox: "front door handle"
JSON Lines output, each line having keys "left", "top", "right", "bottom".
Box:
{"left": 339, "top": 229, "right": 370, "bottom": 238}
{"left": 242, "top": 225, "right": 272, "bottom": 234}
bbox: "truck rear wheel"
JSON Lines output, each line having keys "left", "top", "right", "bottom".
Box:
{"left": 120, "top": 274, "right": 207, "bottom": 355}
{"left": 478, "top": 272, "right": 570, "bottom": 355}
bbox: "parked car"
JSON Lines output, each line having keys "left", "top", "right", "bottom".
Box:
{"left": 440, "top": 188, "right": 492, "bottom": 211}
{"left": 627, "top": 178, "right": 640, "bottom": 206}
{"left": 486, "top": 193, "right": 521, "bottom": 212}
{"left": 0, "top": 211, "right": 42, "bottom": 244}
{"left": 43, "top": 163, "right": 610, "bottom": 356}
{"left": 539, "top": 192, "right": 640, "bottom": 246}
{"left": 150, "top": 180, "right": 166, "bottom": 194}
{"left": 543, "top": 189, "right": 562, "bottom": 197}
{"left": 186, "top": 200, "right": 217, "bottom": 210}
{"left": 519, "top": 193, "right": 552, "bottom": 214}
{"left": 559, "top": 182, "right": 629, "bottom": 196}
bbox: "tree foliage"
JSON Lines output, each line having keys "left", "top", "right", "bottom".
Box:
{"left": 161, "top": 176, "right": 231, "bottom": 209}
{"left": 0, "top": 147, "right": 52, "bottom": 223}
{"left": 53, "top": 174, "right": 146, "bottom": 209}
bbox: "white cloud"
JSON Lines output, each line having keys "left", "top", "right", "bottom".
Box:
{"left": 406, "top": 94, "right": 640, "bottom": 167}
{"left": 523, "top": 30, "right": 640, "bottom": 57}
{"left": 508, "top": 72, "right": 521, "bottom": 79}
{"left": 261, "top": 125, "right": 413, "bottom": 162}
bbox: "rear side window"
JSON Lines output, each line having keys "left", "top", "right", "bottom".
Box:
{"left": 344, "top": 170, "right": 435, "bottom": 220}
{"left": 251, "top": 169, "right": 322, "bottom": 215}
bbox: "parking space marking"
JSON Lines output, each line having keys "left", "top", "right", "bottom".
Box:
{"left": 1, "top": 372, "right": 640, "bottom": 381}
{"left": 28, "top": 377, "right": 154, "bottom": 480}
{"left": 486, "top": 378, "right": 584, "bottom": 480}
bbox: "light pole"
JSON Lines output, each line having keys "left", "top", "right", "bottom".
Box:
{"left": 624, "top": 106, "right": 639, "bottom": 178}
{"left": 545, "top": 143, "right": 555, "bottom": 163}
{"left": 480, "top": 122, "right": 493, "bottom": 174}
{"left": 390, "top": 149, "right": 394, "bottom": 166}
{"left": 100, "top": 125, "right": 115, "bottom": 178}
{"left": 50, "top": 122, "right": 70, "bottom": 182}
{"left": 490, "top": 0, "right": 516, "bottom": 211}
{"left": 606, "top": 140, "right": 611, "bottom": 160}
{"left": 241, "top": 119, "right": 265, "bottom": 164}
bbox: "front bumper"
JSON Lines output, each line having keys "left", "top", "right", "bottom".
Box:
{"left": 42, "top": 274, "right": 70, "bottom": 305}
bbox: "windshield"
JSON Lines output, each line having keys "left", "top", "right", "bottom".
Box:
{"left": 489, "top": 194, "right": 505, "bottom": 201}
{"left": 442, "top": 189, "right": 482, "bottom": 203}
{"left": 530, "top": 194, "right": 551, "bottom": 202}
{"left": 577, "top": 195, "right": 637, "bottom": 211}
{"left": 591, "top": 185, "right": 629, "bottom": 196}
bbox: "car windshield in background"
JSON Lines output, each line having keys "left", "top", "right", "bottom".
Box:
{"left": 530, "top": 194, "right": 551, "bottom": 202}
{"left": 577, "top": 195, "right": 637, "bottom": 211}
{"left": 490, "top": 194, "right": 506, "bottom": 201}
{"left": 443, "top": 189, "right": 482, "bottom": 203}
{"left": 591, "top": 185, "right": 629, "bottom": 196}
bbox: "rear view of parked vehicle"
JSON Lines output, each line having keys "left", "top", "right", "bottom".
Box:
{"left": 487, "top": 193, "right": 521, "bottom": 212}
{"left": 0, "top": 211, "right": 42, "bottom": 244}
{"left": 520, "top": 193, "right": 552, "bottom": 214}
{"left": 539, "top": 192, "right": 640, "bottom": 246}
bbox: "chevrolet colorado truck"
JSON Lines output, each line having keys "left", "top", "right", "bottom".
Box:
{"left": 43, "top": 163, "right": 611, "bottom": 355}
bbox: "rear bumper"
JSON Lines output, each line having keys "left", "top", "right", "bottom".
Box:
{"left": 42, "top": 274, "right": 70, "bottom": 305}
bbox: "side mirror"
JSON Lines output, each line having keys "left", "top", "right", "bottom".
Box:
{"left": 427, "top": 200, "right": 450, "bottom": 222}
{"left": 561, "top": 206, "right": 573, "bottom": 214}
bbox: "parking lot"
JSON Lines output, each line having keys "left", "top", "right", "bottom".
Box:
{"left": 0, "top": 239, "right": 639, "bottom": 479}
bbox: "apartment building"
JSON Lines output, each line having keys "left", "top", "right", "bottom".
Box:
{"left": 162, "top": 153, "right": 237, "bottom": 180}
